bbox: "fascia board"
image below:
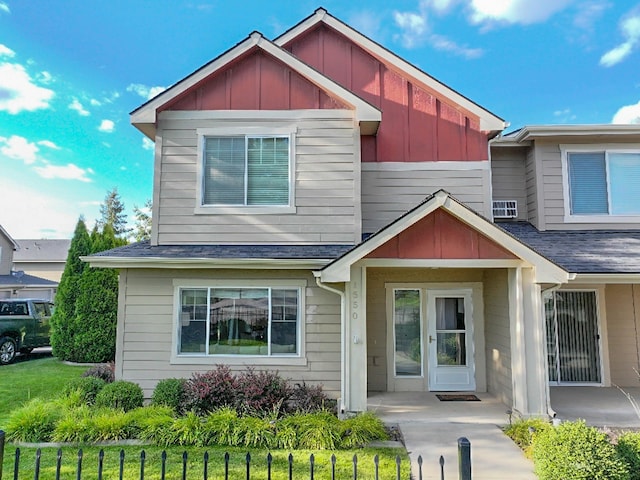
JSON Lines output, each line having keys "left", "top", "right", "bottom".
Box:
{"left": 275, "top": 9, "right": 505, "bottom": 133}
{"left": 0, "top": 225, "right": 18, "bottom": 249}
{"left": 571, "top": 273, "right": 640, "bottom": 284}
{"left": 514, "top": 125, "right": 640, "bottom": 141}
{"left": 81, "top": 256, "right": 330, "bottom": 270}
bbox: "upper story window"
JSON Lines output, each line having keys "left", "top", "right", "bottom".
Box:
{"left": 196, "top": 126, "right": 296, "bottom": 214}
{"left": 562, "top": 146, "right": 640, "bottom": 222}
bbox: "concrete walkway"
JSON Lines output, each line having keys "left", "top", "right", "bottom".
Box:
{"left": 368, "top": 392, "right": 537, "bottom": 480}
{"left": 551, "top": 386, "right": 640, "bottom": 428}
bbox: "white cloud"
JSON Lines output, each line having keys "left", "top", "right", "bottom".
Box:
{"left": 393, "top": 11, "right": 428, "bottom": 48}
{"left": 573, "top": 1, "right": 611, "bottom": 30}
{"left": 0, "top": 62, "right": 54, "bottom": 114}
{"left": 423, "top": 0, "right": 460, "bottom": 14}
{"left": 0, "top": 44, "right": 15, "bottom": 57}
{"left": 468, "top": 0, "right": 574, "bottom": 25}
{"left": 348, "top": 10, "right": 383, "bottom": 40}
{"left": 33, "top": 163, "right": 93, "bottom": 182}
{"left": 612, "top": 100, "right": 640, "bottom": 124}
{"left": 126, "top": 83, "right": 166, "bottom": 100}
{"left": 37, "top": 140, "right": 61, "bottom": 150}
{"left": 0, "top": 2, "right": 9, "bottom": 14}
{"left": 0, "top": 135, "right": 39, "bottom": 164}
{"left": 68, "top": 98, "right": 90, "bottom": 116}
{"left": 89, "top": 98, "right": 102, "bottom": 107}
{"left": 37, "top": 71, "right": 53, "bottom": 84}
{"left": 428, "top": 33, "right": 484, "bottom": 58}
{"left": 98, "top": 119, "right": 115, "bottom": 133}
{"left": 142, "top": 137, "right": 155, "bottom": 151}
{"left": 600, "top": 9, "right": 640, "bottom": 67}
{"left": 553, "top": 108, "right": 577, "bottom": 122}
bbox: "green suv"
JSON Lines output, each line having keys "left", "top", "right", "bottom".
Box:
{"left": 0, "top": 299, "right": 53, "bottom": 365}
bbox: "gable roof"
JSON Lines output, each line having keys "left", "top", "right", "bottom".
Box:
{"left": 275, "top": 8, "right": 505, "bottom": 134}
{"left": 317, "top": 190, "right": 569, "bottom": 284}
{"left": 0, "top": 272, "right": 57, "bottom": 287}
{"left": 0, "top": 225, "right": 18, "bottom": 250}
{"left": 131, "top": 32, "right": 381, "bottom": 139}
{"left": 14, "top": 239, "right": 71, "bottom": 262}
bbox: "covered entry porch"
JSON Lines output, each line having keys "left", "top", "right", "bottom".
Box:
{"left": 315, "top": 191, "right": 569, "bottom": 417}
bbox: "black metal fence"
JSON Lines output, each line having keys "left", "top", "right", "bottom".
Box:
{"left": 0, "top": 430, "right": 473, "bottom": 480}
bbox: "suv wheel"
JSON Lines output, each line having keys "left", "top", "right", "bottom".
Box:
{"left": 0, "top": 337, "right": 17, "bottom": 365}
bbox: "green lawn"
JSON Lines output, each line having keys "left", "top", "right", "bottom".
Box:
{"left": 0, "top": 355, "right": 86, "bottom": 429}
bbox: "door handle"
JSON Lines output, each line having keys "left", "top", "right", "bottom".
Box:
{"left": 429, "top": 335, "right": 434, "bottom": 343}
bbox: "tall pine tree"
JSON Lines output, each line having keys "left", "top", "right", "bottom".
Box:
{"left": 50, "top": 218, "right": 91, "bottom": 360}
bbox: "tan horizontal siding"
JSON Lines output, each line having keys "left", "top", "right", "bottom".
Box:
{"left": 361, "top": 166, "right": 490, "bottom": 233}
{"left": 490, "top": 148, "right": 528, "bottom": 221}
{"left": 119, "top": 269, "right": 342, "bottom": 399}
{"left": 606, "top": 284, "right": 640, "bottom": 386}
{"left": 155, "top": 113, "right": 359, "bottom": 245}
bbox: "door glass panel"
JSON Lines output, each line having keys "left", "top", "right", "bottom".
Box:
{"left": 394, "top": 289, "right": 422, "bottom": 376}
{"left": 544, "top": 291, "right": 600, "bottom": 383}
{"left": 435, "top": 297, "right": 466, "bottom": 366}
{"left": 544, "top": 293, "right": 559, "bottom": 382}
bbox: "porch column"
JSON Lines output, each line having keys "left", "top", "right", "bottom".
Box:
{"left": 345, "top": 265, "right": 367, "bottom": 412}
{"left": 509, "top": 267, "right": 548, "bottom": 417}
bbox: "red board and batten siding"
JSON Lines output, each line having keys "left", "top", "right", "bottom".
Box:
{"left": 366, "top": 209, "right": 517, "bottom": 260}
{"left": 162, "top": 48, "right": 349, "bottom": 112}
{"left": 283, "top": 24, "right": 488, "bottom": 162}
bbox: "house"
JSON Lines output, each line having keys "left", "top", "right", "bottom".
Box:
{"left": 86, "top": 9, "right": 640, "bottom": 418}
{"left": 0, "top": 226, "right": 59, "bottom": 301}
{"left": 13, "top": 239, "right": 71, "bottom": 283}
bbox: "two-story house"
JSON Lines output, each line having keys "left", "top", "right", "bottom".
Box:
{"left": 0, "top": 225, "right": 59, "bottom": 300}
{"left": 87, "top": 9, "right": 640, "bottom": 418}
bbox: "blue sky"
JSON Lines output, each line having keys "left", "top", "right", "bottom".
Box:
{"left": 1, "top": 0, "right": 639, "bottom": 239}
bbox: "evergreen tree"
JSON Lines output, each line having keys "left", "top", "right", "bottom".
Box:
{"left": 50, "top": 217, "right": 91, "bottom": 360}
{"left": 132, "top": 199, "right": 152, "bottom": 242}
{"left": 98, "top": 187, "right": 131, "bottom": 237}
{"left": 71, "top": 224, "right": 127, "bottom": 362}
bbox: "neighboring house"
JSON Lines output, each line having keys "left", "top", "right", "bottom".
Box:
{"left": 13, "top": 239, "right": 71, "bottom": 283}
{"left": 86, "top": 9, "right": 640, "bottom": 418}
{"left": 0, "top": 226, "right": 58, "bottom": 301}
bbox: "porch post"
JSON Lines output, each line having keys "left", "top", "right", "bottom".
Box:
{"left": 508, "top": 267, "right": 548, "bottom": 417}
{"left": 345, "top": 265, "right": 368, "bottom": 412}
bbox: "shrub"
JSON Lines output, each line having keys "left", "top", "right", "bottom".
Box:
{"left": 532, "top": 420, "right": 629, "bottom": 480}
{"left": 51, "top": 405, "right": 94, "bottom": 443}
{"left": 182, "top": 365, "right": 237, "bottom": 415}
{"left": 287, "top": 381, "right": 335, "bottom": 414}
{"left": 135, "top": 406, "right": 176, "bottom": 444}
{"left": 89, "top": 408, "right": 133, "bottom": 441}
{"left": 82, "top": 363, "right": 115, "bottom": 383}
{"left": 152, "top": 378, "right": 186, "bottom": 412}
{"left": 280, "top": 411, "right": 342, "bottom": 450}
{"left": 504, "top": 418, "right": 552, "bottom": 458}
{"left": 617, "top": 432, "right": 640, "bottom": 480}
{"left": 157, "top": 411, "right": 205, "bottom": 447}
{"left": 234, "top": 368, "right": 291, "bottom": 415}
{"left": 340, "top": 411, "right": 388, "bottom": 448}
{"left": 95, "top": 380, "right": 144, "bottom": 412}
{"left": 6, "top": 398, "right": 63, "bottom": 442}
{"left": 202, "top": 407, "right": 240, "bottom": 446}
{"left": 62, "top": 376, "right": 107, "bottom": 405}
{"left": 234, "top": 415, "right": 276, "bottom": 448}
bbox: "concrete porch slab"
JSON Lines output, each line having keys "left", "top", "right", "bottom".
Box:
{"left": 550, "top": 386, "right": 640, "bottom": 428}
{"left": 368, "top": 392, "right": 536, "bottom": 480}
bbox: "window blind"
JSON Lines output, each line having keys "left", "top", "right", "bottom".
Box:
{"left": 568, "top": 152, "right": 608, "bottom": 214}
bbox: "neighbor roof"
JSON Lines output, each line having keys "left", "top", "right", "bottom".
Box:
{"left": 14, "top": 239, "right": 71, "bottom": 262}
{"left": 500, "top": 222, "right": 640, "bottom": 274}
{"left": 0, "top": 272, "right": 57, "bottom": 287}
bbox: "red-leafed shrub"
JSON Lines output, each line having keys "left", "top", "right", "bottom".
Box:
{"left": 234, "top": 367, "right": 291, "bottom": 415}
{"left": 181, "top": 365, "right": 237, "bottom": 415}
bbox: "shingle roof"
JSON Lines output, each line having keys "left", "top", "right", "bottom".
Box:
{"left": 14, "top": 239, "right": 71, "bottom": 262}
{"left": 499, "top": 222, "right": 640, "bottom": 274}
{"left": 0, "top": 272, "right": 58, "bottom": 287}
{"left": 90, "top": 241, "right": 354, "bottom": 261}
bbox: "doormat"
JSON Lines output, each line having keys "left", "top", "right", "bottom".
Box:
{"left": 436, "top": 394, "right": 481, "bottom": 402}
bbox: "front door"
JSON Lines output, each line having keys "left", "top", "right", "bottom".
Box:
{"left": 389, "top": 286, "right": 476, "bottom": 392}
{"left": 427, "top": 290, "right": 475, "bottom": 391}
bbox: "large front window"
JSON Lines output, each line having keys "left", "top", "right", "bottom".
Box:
{"left": 203, "top": 136, "right": 290, "bottom": 206}
{"left": 178, "top": 286, "right": 300, "bottom": 356}
{"left": 567, "top": 150, "right": 640, "bottom": 216}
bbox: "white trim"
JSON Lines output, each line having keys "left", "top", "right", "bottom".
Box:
{"left": 274, "top": 9, "right": 505, "bottom": 133}
{"left": 390, "top": 287, "right": 424, "bottom": 380}
{"left": 510, "top": 125, "right": 640, "bottom": 142}
{"left": 131, "top": 33, "right": 381, "bottom": 137}
{"left": 170, "top": 279, "right": 306, "bottom": 364}
{"left": 361, "top": 161, "right": 490, "bottom": 172}
{"left": 195, "top": 126, "right": 297, "bottom": 215}
{"left": 571, "top": 274, "right": 640, "bottom": 284}
{"left": 560, "top": 144, "right": 640, "bottom": 223}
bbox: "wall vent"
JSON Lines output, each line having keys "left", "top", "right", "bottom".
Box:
{"left": 493, "top": 200, "right": 518, "bottom": 219}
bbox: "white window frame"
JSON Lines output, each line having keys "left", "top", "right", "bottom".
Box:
{"left": 195, "top": 126, "right": 297, "bottom": 215}
{"left": 171, "top": 279, "right": 306, "bottom": 366}
{"left": 561, "top": 144, "right": 640, "bottom": 223}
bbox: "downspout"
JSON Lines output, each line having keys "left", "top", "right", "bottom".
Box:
{"left": 314, "top": 274, "right": 347, "bottom": 415}
{"left": 540, "top": 283, "right": 562, "bottom": 419}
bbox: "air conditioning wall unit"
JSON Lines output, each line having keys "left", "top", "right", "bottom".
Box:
{"left": 493, "top": 200, "right": 518, "bottom": 219}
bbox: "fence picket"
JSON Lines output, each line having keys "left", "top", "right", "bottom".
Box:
{"left": 161, "top": 450, "right": 167, "bottom": 480}
{"left": 203, "top": 451, "right": 209, "bottom": 480}
{"left": 267, "top": 452, "right": 272, "bottom": 480}
{"left": 373, "top": 454, "right": 379, "bottom": 480}
{"left": 76, "top": 449, "right": 82, "bottom": 480}
{"left": 309, "top": 453, "right": 315, "bottom": 480}
{"left": 417, "top": 455, "right": 423, "bottom": 480}
{"left": 55, "top": 449, "right": 62, "bottom": 480}
{"left": 119, "top": 449, "right": 125, "bottom": 480}
{"left": 34, "top": 448, "right": 41, "bottom": 480}
{"left": 352, "top": 454, "right": 357, "bottom": 480}
{"left": 182, "top": 451, "right": 188, "bottom": 480}
{"left": 245, "top": 452, "right": 251, "bottom": 480}
{"left": 288, "top": 453, "right": 293, "bottom": 480}
{"left": 439, "top": 455, "right": 445, "bottom": 480}
{"left": 331, "top": 454, "right": 337, "bottom": 480}
{"left": 98, "top": 449, "right": 104, "bottom": 480}
{"left": 139, "top": 450, "right": 145, "bottom": 480}
{"left": 224, "top": 452, "right": 229, "bottom": 480}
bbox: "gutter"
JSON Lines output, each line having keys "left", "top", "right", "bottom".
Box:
{"left": 540, "top": 283, "right": 562, "bottom": 420}
{"left": 314, "top": 274, "right": 347, "bottom": 415}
